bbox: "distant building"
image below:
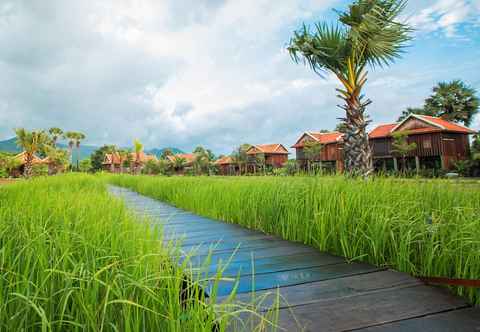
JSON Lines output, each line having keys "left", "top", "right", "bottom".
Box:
{"left": 245, "top": 144, "right": 289, "bottom": 173}
{"left": 214, "top": 156, "right": 238, "bottom": 175}
{"left": 165, "top": 153, "right": 196, "bottom": 174}
{"left": 103, "top": 152, "right": 157, "bottom": 173}
{"left": 291, "top": 132, "right": 344, "bottom": 172}
{"left": 292, "top": 114, "right": 476, "bottom": 173}
{"left": 10, "top": 152, "right": 50, "bottom": 177}
{"left": 369, "top": 114, "right": 476, "bottom": 171}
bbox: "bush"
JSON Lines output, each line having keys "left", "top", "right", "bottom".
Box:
{"left": 31, "top": 164, "right": 48, "bottom": 177}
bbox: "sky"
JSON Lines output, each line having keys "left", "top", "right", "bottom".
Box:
{"left": 0, "top": 0, "right": 479, "bottom": 154}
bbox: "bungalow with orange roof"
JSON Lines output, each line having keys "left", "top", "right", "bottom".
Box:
{"left": 245, "top": 144, "right": 289, "bottom": 173}
{"left": 165, "top": 153, "right": 196, "bottom": 173}
{"left": 10, "top": 151, "right": 50, "bottom": 177}
{"left": 214, "top": 156, "right": 238, "bottom": 175}
{"left": 103, "top": 151, "right": 157, "bottom": 173}
{"left": 369, "top": 114, "right": 476, "bottom": 171}
{"left": 291, "top": 132, "right": 344, "bottom": 172}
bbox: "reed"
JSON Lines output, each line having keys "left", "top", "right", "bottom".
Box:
{"left": 0, "top": 175, "right": 276, "bottom": 331}
{"left": 108, "top": 175, "right": 480, "bottom": 305}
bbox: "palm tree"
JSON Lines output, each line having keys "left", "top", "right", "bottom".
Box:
{"left": 173, "top": 157, "right": 186, "bottom": 173}
{"left": 232, "top": 144, "right": 251, "bottom": 175}
{"left": 118, "top": 149, "right": 129, "bottom": 173}
{"left": 64, "top": 131, "right": 86, "bottom": 171}
{"left": 48, "top": 127, "right": 63, "bottom": 147}
{"left": 64, "top": 132, "right": 77, "bottom": 170}
{"left": 44, "top": 145, "right": 69, "bottom": 175}
{"left": 133, "top": 139, "right": 143, "bottom": 174}
{"left": 288, "top": 0, "right": 411, "bottom": 177}
{"left": 15, "top": 128, "right": 50, "bottom": 178}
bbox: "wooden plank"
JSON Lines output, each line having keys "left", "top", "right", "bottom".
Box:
{"left": 200, "top": 251, "right": 346, "bottom": 277}
{"left": 357, "top": 307, "right": 480, "bottom": 332}
{"left": 219, "top": 270, "right": 420, "bottom": 308}
{"left": 184, "top": 243, "right": 325, "bottom": 267}
{"left": 230, "top": 285, "right": 469, "bottom": 332}
{"left": 205, "top": 262, "right": 383, "bottom": 296}
{"left": 162, "top": 228, "right": 266, "bottom": 243}
{"left": 181, "top": 238, "right": 289, "bottom": 256}
{"left": 275, "top": 285, "right": 468, "bottom": 332}
{"left": 171, "top": 233, "right": 275, "bottom": 247}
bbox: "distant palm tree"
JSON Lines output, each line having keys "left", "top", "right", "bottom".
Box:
{"left": 43, "top": 145, "right": 69, "bottom": 175}
{"left": 133, "top": 139, "right": 143, "bottom": 174}
{"left": 118, "top": 149, "right": 129, "bottom": 173}
{"left": 64, "top": 131, "right": 86, "bottom": 171}
{"left": 48, "top": 127, "right": 63, "bottom": 147}
{"left": 15, "top": 128, "right": 49, "bottom": 178}
{"left": 173, "top": 157, "right": 186, "bottom": 173}
{"left": 288, "top": 0, "right": 411, "bottom": 177}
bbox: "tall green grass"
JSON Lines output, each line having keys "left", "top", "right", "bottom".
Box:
{"left": 0, "top": 175, "right": 277, "bottom": 331}
{"left": 108, "top": 175, "right": 480, "bottom": 305}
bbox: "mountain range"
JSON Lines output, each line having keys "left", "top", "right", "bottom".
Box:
{"left": 0, "top": 137, "right": 183, "bottom": 162}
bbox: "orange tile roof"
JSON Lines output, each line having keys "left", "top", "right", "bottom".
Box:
{"left": 166, "top": 153, "right": 196, "bottom": 164}
{"left": 369, "top": 114, "right": 476, "bottom": 138}
{"left": 246, "top": 144, "right": 289, "bottom": 155}
{"left": 103, "top": 152, "right": 157, "bottom": 165}
{"left": 13, "top": 152, "right": 47, "bottom": 165}
{"left": 368, "top": 124, "right": 397, "bottom": 138}
{"left": 291, "top": 132, "right": 343, "bottom": 148}
{"left": 417, "top": 115, "right": 476, "bottom": 134}
{"left": 214, "top": 156, "right": 235, "bottom": 165}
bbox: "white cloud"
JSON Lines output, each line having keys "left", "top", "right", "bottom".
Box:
{"left": 408, "top": 0, "right": 479, "bottom": 37}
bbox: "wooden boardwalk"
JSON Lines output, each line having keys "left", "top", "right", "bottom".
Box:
{"left": 109, "top": 186, "right": 480, "bottom": 332}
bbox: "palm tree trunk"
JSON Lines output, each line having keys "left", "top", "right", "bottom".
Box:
{"left": 24, "top": 153, "right": 33, "bottom": 178}
{"left": 341, "top": 95, "right": 373, "bottom": 177}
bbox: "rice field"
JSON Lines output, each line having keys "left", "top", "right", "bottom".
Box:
{"left": 108, "top": 175, "right": 480, "bottom": 305}
{"left": 0, "top": 175, "right": 277, "bottom": 331}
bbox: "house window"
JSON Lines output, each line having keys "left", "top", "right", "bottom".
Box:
{"left": 423, "top": 139, "right": 432, "bottom": 149}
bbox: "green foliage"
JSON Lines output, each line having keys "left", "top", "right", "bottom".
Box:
{"left": 0, "top": 153, "right": 20, "bottom": 177}
{"left": 161, "top": 148, "right": 174, "bottom": 159}
{"left": 398, "top": 80, "right": 479, "bottom": 126}
{"left": 31, "top": 164, "right": 48, "bottom": 177}
{"left": 471, "top": 134, "right": 480, "bottom": 155}
{"left": 48, "top": 127, "right": 64, "bottom": 146}
{"left": 79, "top": 158, "right": 92, "bottom": 172}
{"left": 304, "top": 140, "right": 323, "bottom": 173}
{"left": 90, "top": 145, "right": 117, "bottom": 172}
{"left": 15, "top": 128, "right": 50, "bottom": 155}
{"left": 425, "top": 80, "right": 479, "bottom": 126}
{"left": 391, "top": 131, "right": 417, "bottom": 157}
{"left": 109, "top": 175, "right": 480, "bottom": 305}
{"left": 397, "top": 107, "right": 431, "bottom": 122}
{"left": 288, "top": 0, "right": 411, "bottom": 75}
{"left": 0, "top": 175, "right": 275, "bottom": 331}
{"left": 231, "top": 144, "right": 252, "bottom": 174}
{"left": 392, "top": 131, "right": 417, "bottom": 172}
{"left": 453, "top": 158, "right": 480, "bottom": 178}
{"left": 142, "top": 159, "right": 161, "bottom": 175}
{"left": 334, "top": 123, "right": 348, "bottom": 133}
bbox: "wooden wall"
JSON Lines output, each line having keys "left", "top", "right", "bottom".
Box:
{"left": 371, "top": 133, "right": 470, "bottom": 159}
{"left": 265, "top": 154, "right": 288, "bottom": 168}
{"left": 295, "top": 143, "right": 343, "bottom": 162}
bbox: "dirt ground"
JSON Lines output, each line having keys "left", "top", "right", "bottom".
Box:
{"left": 0, "top": 179, "right": 17, "bottom": 186}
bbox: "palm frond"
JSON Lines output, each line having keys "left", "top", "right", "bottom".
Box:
{"left": 340, "top": 0, "right": 413, "bottom": 67}
{"left": 287, "top": 23, "right": 350, "bottom": 76}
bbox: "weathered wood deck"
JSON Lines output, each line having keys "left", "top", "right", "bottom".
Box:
{"left": 109, "top": 186, "right": 480, "bottom": 332}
